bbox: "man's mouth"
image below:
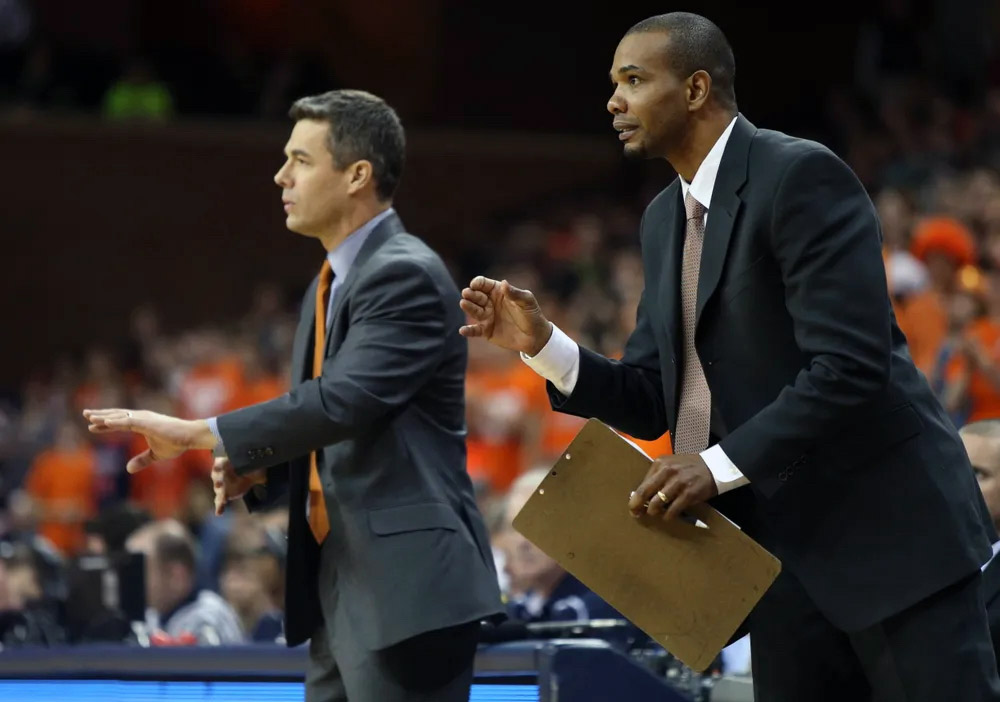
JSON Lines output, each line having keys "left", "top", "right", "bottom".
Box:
{"left": 613, "top": 121, "right": 639, "bottom": 142}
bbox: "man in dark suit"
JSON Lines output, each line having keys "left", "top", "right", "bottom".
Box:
{"left": 460, "top": 12, "right": 1000, "bottom": 701}
{"left": 962, "top": 420, "right": 1000, "bottom": 673}
{"left": 84, "top": 89, "right": 504, "bottom": 701}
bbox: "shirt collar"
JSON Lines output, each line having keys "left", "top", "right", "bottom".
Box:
{"left": 326, "top": 207, "right": 395, "bottom": 280}
{"left": 679, "top": 115, "right": 739, "bottom": 211}
{"left": 983, "top": 540, "right": 1000, "bottom": 572}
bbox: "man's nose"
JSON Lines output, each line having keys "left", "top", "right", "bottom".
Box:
{"left": 607, "top": 91, "right": 625, "bottom": 115}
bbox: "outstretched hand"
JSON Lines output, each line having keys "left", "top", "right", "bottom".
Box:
{"left": 459, "top": 276, "right": 552, "bottom": 356}
{"left": 83, "top": 408, "right": 217, "bottom": 473}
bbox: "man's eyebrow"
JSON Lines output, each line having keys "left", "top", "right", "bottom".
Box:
{"left": 609, "top": 64, "right": 644, "bottom": 82}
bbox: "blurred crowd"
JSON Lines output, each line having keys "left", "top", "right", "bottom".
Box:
{"left": 0, "top": 6, "right": 998, "bottom": 701}
{"left": 2, "top": 69, "right": 1000, "bottom": 667}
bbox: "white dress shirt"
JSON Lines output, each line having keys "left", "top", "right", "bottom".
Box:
{"left": 521, "top": 117, "right": 751, "bottom": 494}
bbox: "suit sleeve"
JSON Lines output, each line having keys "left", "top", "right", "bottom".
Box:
{"left": 218, "top": 260, "right": 450, "bottom": 474}
{"left": 719, "top": 147, "right": 891, "bottom": 497}
{"left": 548, "top": 282, "right": 669, "bottom": 441}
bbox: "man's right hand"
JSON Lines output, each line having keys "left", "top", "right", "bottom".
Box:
{"left": 211, "top": 458, "right": 266, "bottom": 516}
{"left": 459, "top": 276, "right": 552, "bottom": 356}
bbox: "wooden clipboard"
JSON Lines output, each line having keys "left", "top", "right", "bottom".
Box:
{"left": 512, "top": 419, "right": 781, "bottom": 671}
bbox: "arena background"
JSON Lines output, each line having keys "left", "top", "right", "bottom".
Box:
{"left": 0, "top": 1, "right": 997, "bottom": 700}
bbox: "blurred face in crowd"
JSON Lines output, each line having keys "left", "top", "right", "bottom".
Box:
{"left": 0, "top": 560, "right": 41, "bottom": 611}
{"left": 497, "top": 475, "right": 566, "bottom": 597}
{"left": 607, "top": 31, "right": 702, "bottom": 160}
{"left": 220, "top": 554, "right": 277, "bottom": 619}
{"left": 925, "top": 252, "right": 957, "bottom": 292}
{"left": 145, "top": 553, "right": 193, "bottom": 615}
{"left": 948, "top": 290, "right": 982, "bottom": 333}
{"left": 502, "top": 531, "right": 564, "bottom": 596}
{"left": 962, "top": 432, "right": 1000, "bottom": 529}
{"left": 54, "top": 420, "right": 85, "bottom": 452}
{"left": 274, "top": 119, "right": 358, "bottom": 241}
{"left": 875, "top": 189, "right": 912, "bottom": 250}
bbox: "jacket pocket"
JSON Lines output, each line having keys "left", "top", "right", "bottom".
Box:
{"left": 368, "top": 502, "right": 460, "bottom": 536}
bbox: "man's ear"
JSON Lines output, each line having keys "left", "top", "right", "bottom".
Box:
{"left": 346, "top": 160, "right": 374, "bottom": 195}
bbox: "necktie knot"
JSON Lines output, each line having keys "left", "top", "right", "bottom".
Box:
{"left": 685, "top": 192, "right": 706, "bottom": 222}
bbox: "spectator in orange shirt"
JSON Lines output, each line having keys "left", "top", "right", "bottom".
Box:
{"left": 939, "top": 267, "right": 1000, "bottom": 425}
{"left": 466, "top": 341, "right": 536, "bottom": 493}
{"left": 230, "top": 338, "right": 287, "bottom": 409}
{"left": 23, "top": 420, "right": 97, "bottom": 555}
{"left": 900, "top": 216, "right": 977, "bottom": 376}
{"left": 175, "top": 329, "right": 246, "bottom": 419}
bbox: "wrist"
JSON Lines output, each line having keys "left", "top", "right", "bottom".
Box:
{"left": 527, "top": 320, "right": 553, "bottom": 357}
{"left": 191, "top": 420, "right": 218, "bottom": 451}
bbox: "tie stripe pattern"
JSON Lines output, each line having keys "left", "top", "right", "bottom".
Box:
{"left": 673, "top": 192, "right": 712, "bottom": 454}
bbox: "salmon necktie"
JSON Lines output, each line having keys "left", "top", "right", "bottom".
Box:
{"left": 308, "top": 260, "right": 333, "bottom": 543}
{"left": 673, "top": 192, "right": 712, "bottom": 454}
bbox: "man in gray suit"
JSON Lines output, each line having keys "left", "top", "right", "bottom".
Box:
{"left": 84, "top": 89, "right": 505, "bottom": 702}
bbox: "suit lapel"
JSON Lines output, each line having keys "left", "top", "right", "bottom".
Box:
{"left": 324, "top": 212, "right": 405, "bottom": 357}
{"left": 660, "top": 191, "right": 685, "bottom": 369}
{"left": 694, "top": 114, "right": 754, "bottom": 330}
{"left": 292, "top": 276, "right": 320, "bottom": 385}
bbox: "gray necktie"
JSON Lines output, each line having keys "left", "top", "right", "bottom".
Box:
{"left": 673, "top": 192, "right": 712, "bottom": 454}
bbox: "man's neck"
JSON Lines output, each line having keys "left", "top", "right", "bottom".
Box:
{"left": 318, "top": 202, "right": 391, "bottom": 252}
{"left": 667, "top": 108, "right": 736, "bottom": 183}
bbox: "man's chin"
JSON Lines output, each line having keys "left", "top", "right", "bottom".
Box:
{"left": 284, "top": 217, "right": 307, "bottom": 235}
{"left": 622, "top": 142, "right": 648, "bottom": 160}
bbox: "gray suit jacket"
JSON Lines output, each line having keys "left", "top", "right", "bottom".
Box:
{"left": 217, "top": 212, "right": 504, "bottom": 649}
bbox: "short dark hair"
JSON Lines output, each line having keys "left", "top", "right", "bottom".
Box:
{"left": 154, "top": 529, "right": 197, "bottom": 574}
{"left": 626, "top": 12, "right": 737, "bottom": 110}
{"left": 289, "top": 89, "right": 405, "bottom": 201}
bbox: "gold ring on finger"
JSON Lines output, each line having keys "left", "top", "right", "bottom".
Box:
{"left": 656, "top": 490, "right": 669, "bottom": 503}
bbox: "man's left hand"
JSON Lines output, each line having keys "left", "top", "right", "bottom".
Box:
{"left": 628, "top": 453, "right": 718, "bottom": 522}
{"left": 82, "top": 409, "right": 217, "bottom": 473}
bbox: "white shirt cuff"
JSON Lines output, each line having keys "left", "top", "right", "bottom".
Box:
{"left": 520, "top": 323, "right": 580, "bottom": 396}
{"left": 700, "top": 444, "right": 749, "bottom": 494}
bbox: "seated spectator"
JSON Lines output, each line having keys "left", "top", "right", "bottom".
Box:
{"left": 83, "top": 502, "right": 151, "bottom": 556}
{"left": 0, "top": 542, "right": 64, "bottom": 647}
{"left": 22, "top": 419, "right": 97, "bottom": 555}
{"left": 496, "top": 470, "right": 630, "bottom": 625}
{"left": 127, "top": 519, "right": 244, "bottom": 644}
{"left": 218, "top": 516, "right": 285, "bottom": 643}
{"left": 959, "top": 420, "right": 1000, "bottom": 673}
{"left": 901, "top": 216, "right": 977, "bottom": 376}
